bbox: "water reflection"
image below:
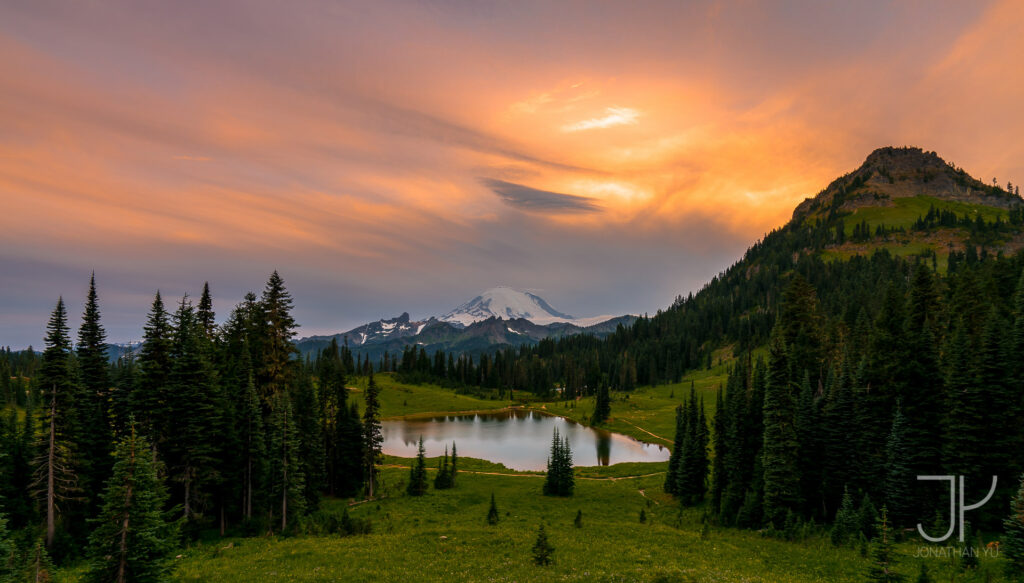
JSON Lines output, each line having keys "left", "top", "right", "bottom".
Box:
{"left": 381, "top": 409, "right": 669, "bottom": 471}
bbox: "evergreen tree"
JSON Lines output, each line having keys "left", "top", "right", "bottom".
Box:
{"left": 76, "top": 273, "right": 113, "bottom": 518}
{"left": 884, "top": 406, "right": 912, "bottom": 528}
{"left": 762, "top": 328, "right": 800, "bottom": 528}
{"left": 407, "top": 437, "right": 428, "bottom": 496}
{"left": 664, "top": 405, "right": 684, "bottom": 496}
{"left": 831, "top": 486, "right": 857, "bottom": 546}
{"left": 238, "top": 347, "right": 266, "bottom": 522}
{"left": 1004, "top": 473, "right": 1024, "bottom": 577}
{"left": 33, "top": 298, "right": 80, "bottom": 548}
{"left": 592, "top": 382, "right": 610, "bottom": 424}
{"left": 362, "top": 371, "right": 383, "bottom": 498}
{"left": 866, "top": 507, "right": 903, "bottom": 583}
{"left": 258, "top": 271, "right": 298, "bottom": 402}
{"left": 135, "top": 292, "right": 172, "bottom": 446}
{"left": 196, "top": 282, "right": 216, "bottom": 340}
{"left": 543, "top": 429, "right": 574, "bottom": 496}
{"left": 531, "top": 524, "right": 554, "bottom": 566}
{"left": 486, "top": 493, "right": 499, "bottom": 525}
{"left": 292, "top": 367, "right": 324, "bottom": 511}
{"left": 0, "top": 511, "right": 13, "bottom": 582}
{"left": 913, "top": 563, "right": 931, "bottom": 583}
{"left": 450, "top": 442, "right": 458, "bottom": 487}
{"left": 83, "top": 423, "right": 177, "bottom": 583}
{"left": 267, "top": 392, "right": 305, "bottom": 532}
{"left": 165, "top": 297, "right": 223, "bottom": 523}
{"left": 433, "top": 445, "right": 452, "bottom": 490}
{"left": 574, "top": 510, "right": 582, "bottom": 528}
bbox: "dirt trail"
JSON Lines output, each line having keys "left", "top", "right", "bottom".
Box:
{"left": 616, "top": 419, "right": 673, "bottom": 444}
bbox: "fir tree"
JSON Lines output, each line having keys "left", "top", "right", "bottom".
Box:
{"left": 433, "top": 445, "right": 452, "bottom": 490}
{"left": 866, "top": 506, "right": 903, "bottom": 583}
{"left": 450, "top": 442, "right": 458, "bottom": 487}
{"left": 543, "top": 429, "right": 574, "bottom": 496}
{"left": 258, "top": 271, "right": 298, "bottom": 402}
{"left": 0, "top": 511, "right": 13, "bottom": 582}
{"left": 531, "top": 524, "right": 554, "bottom": 566}
{"left": 33, "top": 297, "right": 80, "bottom": 548}
{"left": 292, "top": 367, "right": 325, "bottom": 511}
{"left": 407, "top": 437, "right": 428, "bottom": 496}
{"left": 165, "top": 297, "right": 223, "bottom": 523}
{"left": 268, "top": 392, "right": 305, "bottom": 532}
{"left": 135, "top": 292, "right": 172, "bottom": 446}
{"left": 664, "top": 405, "right": 684, "bottom": 496}
{"left": 762, "top": 328, "right": 800, "bottom": 528}
{"left": 83, "top": 423, "right": 177, "bottom": 583}
{"left": 831, "top": 486, "right": 857, "bottom": 546}
{"left": 196, "top": 282, "right": 216, "bottom": 340}
{"left": 574, "top": 510, "right": 582, "bottom": 528}
{"left": 884, "top": 406, "right": 912, "bottom": 528}
{"left": 1004, "top": 473, "right": 1024, "bottom": 577}
{"left": 486, "top": 493, "right": 499, "bottom": 525}
{"left": 592, "top": 382, "right": 610, "bottom": 424}
{"left": 362, "top": 371, "right": 383, "bottom": 498}
{"left": 76, "top": 273, "right": 113, "bottom": 517}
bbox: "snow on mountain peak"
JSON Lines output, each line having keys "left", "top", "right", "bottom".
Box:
{"left": 440, "top": 287, "right": 577, "bottom": 327}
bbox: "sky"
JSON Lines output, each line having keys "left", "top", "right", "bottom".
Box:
{"left": 2, "top": 0, "right": 1024, "bottom": 348}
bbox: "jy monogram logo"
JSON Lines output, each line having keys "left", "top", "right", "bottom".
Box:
{"left": 916, "top": 475, "right": 998, "bottom": 542}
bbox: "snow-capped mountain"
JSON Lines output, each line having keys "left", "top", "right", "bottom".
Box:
{"left": 302, "top": 312, "right": 434, "bottom": 346}
{"left": 294, "top": 287, "right": 632, "bottom": 358}
{"left": 440, "top": 286, "right": 609, "bottom": 328}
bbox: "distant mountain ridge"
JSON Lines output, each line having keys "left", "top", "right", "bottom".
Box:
{"left": 295, "top": 287, "right": 633, "bottom": 359}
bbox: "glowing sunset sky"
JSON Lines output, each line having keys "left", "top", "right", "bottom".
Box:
{"left": 2, "top": 1, "right": 1024, "bottom": 347}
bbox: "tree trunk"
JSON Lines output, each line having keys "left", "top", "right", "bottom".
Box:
{"left": 46, "top": 388, "right": 56, "bottom": 549}
{"left": 117, "top": 431, "right": 136, "bottom": 583}
{"left": 183, "top": 464, "right": 191, "bottom": 520}
{"left": 281, "top": 408, "right": 288, "bottom": 532}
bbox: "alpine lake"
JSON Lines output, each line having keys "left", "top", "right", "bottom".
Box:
{"left": 381, "top": 408, "right": 671, "bottom": 471}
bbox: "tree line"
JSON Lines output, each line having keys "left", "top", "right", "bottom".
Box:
{"left": 0, "top": 272, "right": 383, "bottom": 577}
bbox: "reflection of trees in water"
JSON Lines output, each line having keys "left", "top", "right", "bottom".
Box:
{"left": 595, "top": 431, "right": 611, "bottom": 466}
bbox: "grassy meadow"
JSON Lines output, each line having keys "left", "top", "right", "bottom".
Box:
{"left": 53, "top": 369, "right": 1014, "bottom": 581}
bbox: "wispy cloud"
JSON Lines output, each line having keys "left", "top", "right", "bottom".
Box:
{"left": 481, "top": 178, "right": 602, "bottom": 213}
{"left": 562, "top": 107, "right": 641, "bottom": 132}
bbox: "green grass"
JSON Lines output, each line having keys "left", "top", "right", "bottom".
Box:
{"left": 145, "top": 466, "right": 1010, "bottom": 582}
{"left": 349, "top": 373, "right": 513, "bottom": 419}
{"left": 841, "top": 195, "right": 1009, "bottom": 236}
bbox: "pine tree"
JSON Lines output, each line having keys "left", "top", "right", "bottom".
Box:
{"left": 592, "top": 382, "right": 610, "bottom": 424}
{"left": 433, "top": 445, "right": 452, "bottom": 490}
{"left": 450, "top": 442, "right": 458, "bottom": 487}
{"left": 268, "top": 392, "right": 305, "bottom": 532}
{"left": 531, "top": 524, "right": 554, "bottom": 566}
{"left": 292, "top": 367, "right": 325, "bottom": 511}
{"left": 165, "top": 297, "right": 223, "bottom": 523}
{"left": 831, "top": 486, "right": 857, "bottom": 546}
{"left": 362, "top": 371, "right": 383, "bottom": 498}
{"left": 866, "top": 506, "right": 903, "bottom": 583}
{"left": 664, "top": 404, "right": 683, "bottom": 495}
{"left": 76, "top": 273, "right": 113, "bottom": 517}
{"left": 574, "top": 509, "right": 582, "bottom": 528}
{"left": 884, "top": 406, "right": 912, "bottom": 528}
{"left": 407, "top": 437, "right": 428, "bottom": 496}
{"left": 196, "top": 282, "right": 216, "bottom": 340}
{"left": 543, "top": 429, "right": 574, "bottom": 496}
{"left": 258, "top": 271, "right": 298, "bottom": 402}
{"left": 486, "top": 493, "right": 499, "bottom": 525}
{"left": 762, "top": 328, "right": 800, "bottom": 528}
{"left": 83, "top": 423, "right": 177, "bottom": 583}
{"left": 1004, "top": 473, "right": 1024, "bottom": 577}
{"left": 135, "top": 292, "right": 172, "bottom": 446}
{"left": 33, "top": 297, "right": 80, "bottom": 548}
{"left": 238, "top": 347, "right": 266, "bottom": 522}
{"left": 0, "top": 511, "right": 13, "bottom": 582}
